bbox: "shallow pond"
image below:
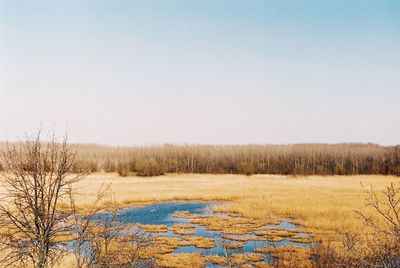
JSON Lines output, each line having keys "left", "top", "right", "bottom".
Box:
{"left": 94, "top": 202, "right": 212, "bottom": 226}
{"left": 94, "top": 201, "right": 312, "bottom": 258}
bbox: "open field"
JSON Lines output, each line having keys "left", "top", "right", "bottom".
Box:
{"left": 72, "top": 173, "right": 400, "bottom": 237}
{"left": 52, "top": 172, "right": 399, "bottom": 267}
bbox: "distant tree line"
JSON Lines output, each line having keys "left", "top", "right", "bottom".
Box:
{"left": 1, "top": 143, "right": 399, "bottom": 177}
{"left": 4, "top": 143, "right": 391, "bottom": 177}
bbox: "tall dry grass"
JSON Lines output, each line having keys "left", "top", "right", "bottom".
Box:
{"left": 71, "top": 173, "right": 400, "bottom": 237}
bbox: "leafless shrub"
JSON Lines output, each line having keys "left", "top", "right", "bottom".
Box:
{"left": 102, "top": 159, "right": 116, "bottom": 173}
{"left": 71, "top": 159, "right": 98, "bottom": 174}
{"left": 313, "top": 234, "right": 367, "bottom": 267}
{"left": 0, "top": 131, "right": 84, "bottom": 268}
{"left": 311, "top": 241, "right": 337, "bottom": 268}
{"left": 313, "top": 182, "right": 400, "bottom": 267}
{"left": 236, "top": 160, "right": 256, "bottom": 176}
{"left": 80, "top": 215, "right": 155, "bottom": 268}
{"left": 355, "top": 182, "right": 400, "bottom": 266}
{"left": 67, "top": 179, "right": 155, "bottom": 268}
{"left": 116, "top": 161, "right": 129, "bottom": 177}
{"left": 135, "top": 157, "right": 165, "bottom": 177}
{"left": 68, "top": 183, "right": 111, "bottom": 268}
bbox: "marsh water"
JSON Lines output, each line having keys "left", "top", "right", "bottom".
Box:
{"left": 94, "top": 202, "right": 312, "bottom": 257}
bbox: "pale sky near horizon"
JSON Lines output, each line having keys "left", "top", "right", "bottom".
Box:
{"left": 0, "top": 0, "right": 399, "bottom": 146}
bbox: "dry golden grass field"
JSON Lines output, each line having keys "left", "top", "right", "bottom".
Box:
{"left": 0, "top": 173, "right": 400, "bottom": 268}
{"left": 52, "top": 173, "right": 399, "bottom": 267}
{"left": 72, "top": 173, "right": 400, "bottom": 237}
{"left": 2, "top": 171, "right": 399, "bottom": 267}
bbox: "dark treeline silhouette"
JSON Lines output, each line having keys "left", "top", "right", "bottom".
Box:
{"left": 1, "top": 143, "right": 399, "bottom": 176}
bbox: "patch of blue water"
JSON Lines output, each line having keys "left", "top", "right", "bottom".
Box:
{"left": 172, "top": 239, "right": 311, "bottom": 256}
{"left": 195, "top": 226, "right": 218, "bottom": 238}
{"left": 93, "top": 202, "right": 312, "bottom": 256}
{"left": 93, "top": 202, "right": 211, "bottom": 226}
{"left": 243, "top": 238, "right": 312, "bottom": 249}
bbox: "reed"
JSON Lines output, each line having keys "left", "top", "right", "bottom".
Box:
{"left": 69, "top": 173, "right": 400, "bottom": 236}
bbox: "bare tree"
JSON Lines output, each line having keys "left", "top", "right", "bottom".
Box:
{"left": 0, "top": 131, "right": 84, "bottom": 268}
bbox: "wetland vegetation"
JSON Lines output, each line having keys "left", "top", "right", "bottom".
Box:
{"left": 93, "top": 201, "right": 313, "bottom": 256}
{"left": 0, "top": 134, "right": 399, "bottom": 268}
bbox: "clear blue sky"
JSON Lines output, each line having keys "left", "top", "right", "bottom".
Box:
{"left": 0, "top": 0, "right": 399, "bottom": 145}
